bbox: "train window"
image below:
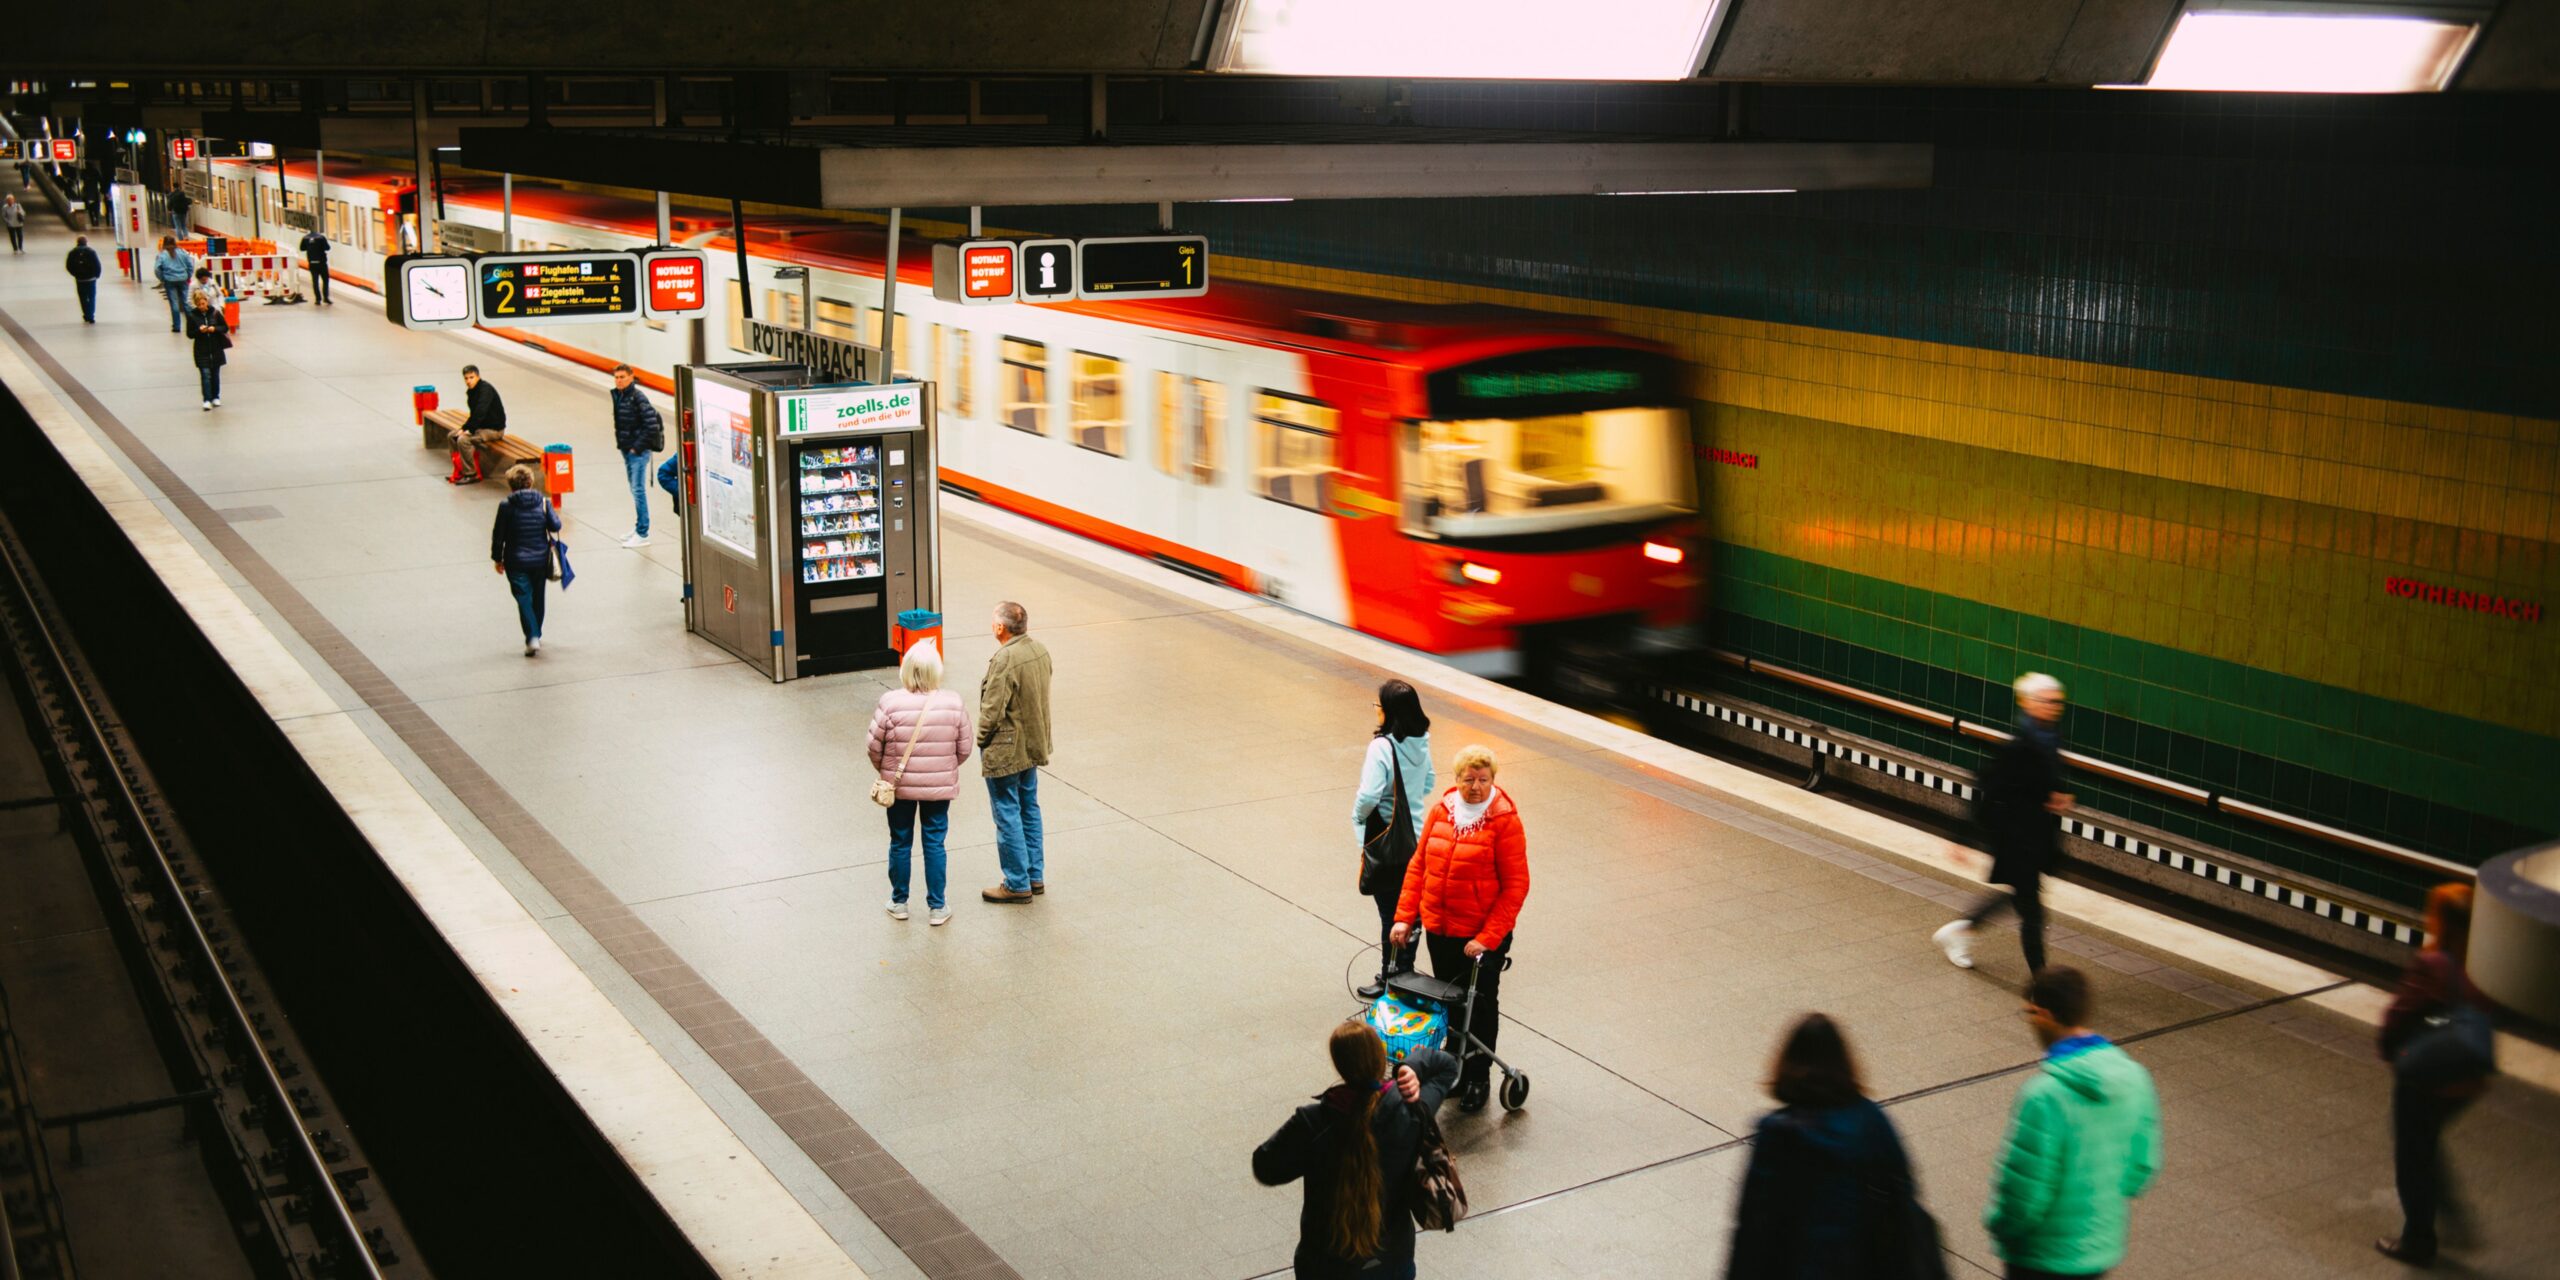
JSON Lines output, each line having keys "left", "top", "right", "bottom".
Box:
{"left": 942, "top": 329, "right": 975, "bottom": 418}
{"left": 860, "top": 309, "right": 924, "bottom": 381}
{"left": 1155, "top": 374, "right": 1224, "bottom": 486}
{"left": 1001, "top": 338, "right": 1048, "bottom": 436}
{"left": 1070, "top": 354, "right": 1125, "bottom": 456}
{"left": 815, "top": 296, "right": 859, "bottom": 341}
{"left": 726, "top": 289, "right": 754, "bottom": 354}
{"left": 766, "top": 289, "right": 806, "bottom": 330}
{"left": 903, "top": 322, "right": 934, "bottom": 386}
{"left": 1400, "top": 407, "right": 1695, "bottom": 536}
{"left": 1254, "top": 392, "right": 1336, "bottom": 510}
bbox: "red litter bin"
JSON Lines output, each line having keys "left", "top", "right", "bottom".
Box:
{"left": 543, "top": 443, "right": 575, "bottom": 507}
{"left": 894, "top": 610, "right": 943, "bottom": 658}
{"left": 412, "top": 385, "right": 439, "bottom": 424}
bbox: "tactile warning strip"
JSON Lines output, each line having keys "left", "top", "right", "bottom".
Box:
{"left": 1654, "top": 687, "right": 2424, "bottom": 947}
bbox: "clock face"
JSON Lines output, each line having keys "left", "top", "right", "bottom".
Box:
{"left": 404, "top": 261, "right": 472, "bottom": 325}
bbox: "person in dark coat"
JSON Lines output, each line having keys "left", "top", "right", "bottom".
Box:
{"left": 447, "top": 365, "right": 508, "bottom": 484}
{"left": 2375, "top": 883, "right": 2495, "bottom": 1266}
{"left": 298, "top": 227, "right": 332, "bottom": 304}
{"left": 1728, "top": 1013, "right": 1935, "bottom": 1280}
{"left": 1254, "top": 1022, "right": 1458, "bottom": 1280}
{"left": 64, "top": 236, "right": 102, "bottom": 323}
{"left": 184, "top": 290, "right": 230, "bottom": 411}
{"left": 489, "top": 465, "right": 562, "bottom": 657}
{"left": 1935, "top": 672, "right": 2072, "bottom": 973}
{"left": 608, "top": 363, "right": 664, "bottom": 547}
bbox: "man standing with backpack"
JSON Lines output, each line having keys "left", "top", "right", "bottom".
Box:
{"left": 609, "top": 364, "right": 664, "bottom": 548}
{"left": 298, "top": 226, "right": 333, "bottom": 304}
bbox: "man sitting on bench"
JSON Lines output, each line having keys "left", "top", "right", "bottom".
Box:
{"left": 447, "top": 365, "right": 509, "bottom": 485}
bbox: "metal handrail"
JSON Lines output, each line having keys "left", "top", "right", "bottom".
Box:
{"left": 1704, "top": 648, "right": 2473, "bottom": 882}
{"left": 0, "top": 536, "right": 384, "bottom": 1278}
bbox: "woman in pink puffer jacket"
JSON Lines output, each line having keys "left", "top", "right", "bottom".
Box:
{"left": 866, "top": 640, "right": 974, "bottom": 925}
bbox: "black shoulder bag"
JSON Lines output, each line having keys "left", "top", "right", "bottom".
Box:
{"left": 1357, "top": 742, "right": 1416, "bottom": 896}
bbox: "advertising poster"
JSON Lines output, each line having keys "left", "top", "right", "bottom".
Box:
{"left": 695, "top": 380, "right": 759, "bottom": 558}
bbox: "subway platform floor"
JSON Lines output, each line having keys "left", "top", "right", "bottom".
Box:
{"left": 2, "top": 222, "right": 2555, "bottom": 1279}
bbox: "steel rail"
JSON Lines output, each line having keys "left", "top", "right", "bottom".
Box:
{"left": 0, "top": 529, "right": 384, "bottom": 1279}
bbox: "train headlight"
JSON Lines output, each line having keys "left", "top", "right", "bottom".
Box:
{"left": 1458, "top": 562, "right": 1502, "bottom": 586}
{"left": 1643, "top": 541, "right": 1685, "bottom": 565}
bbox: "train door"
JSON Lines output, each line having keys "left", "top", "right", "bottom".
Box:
{"left": 1232, "top": 363, "right": 1351, "bottom": 623}
{"left": 1154, "top": 341, "right": 1229, "bottom": 564}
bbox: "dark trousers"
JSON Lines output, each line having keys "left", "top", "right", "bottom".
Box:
{"left": 1966, "top": 869, "right": 2048, "bottom": 973}
{"left": 2391, "top": 1082, "right": 2471, "bottom": 1257}
{"left": 1424, "top": 932, "right": 1509, "bottom": 1090}
{"left": 1371, "top": 889, "right": 1416, "bottom": 979}
{"left": 196, "top": 365, "right": 221, "bottom": 401}
{"left": 75, "top": 279, "right": 96, "bottom": 321}
{"left": 6, "top": 224, "right": 21, "bottom": 251}
{"left": 505, "top": 567, "right": 548, "bottom": 641}
{"left": 307, "top": 260, "right": 330, "bottom": 303}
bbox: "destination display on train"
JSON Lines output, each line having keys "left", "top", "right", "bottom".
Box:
{"left": 1425, "top": 347, "right": 1679, "bottom": 421}
{"left": 476, "top": 251, "right": 642, "bottom": 327}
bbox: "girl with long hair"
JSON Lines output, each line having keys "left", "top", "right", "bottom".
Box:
{"left": 1254, "top": 1022, "right": 1459, "bottom": 1279}
{"left": 1727, "top": 1013, "right": 1936, "bottom": 1279}
{"left": 1354, "top": 679, "right": 1434, "bottom": 999}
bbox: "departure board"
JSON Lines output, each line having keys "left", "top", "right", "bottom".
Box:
{"left": 476, "top": 252, "right": 642, "bottom": 327}
{"left": 1075, "top": 236, "right": 1209, "bottom": 299}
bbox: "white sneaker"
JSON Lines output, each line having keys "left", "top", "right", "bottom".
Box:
{"left": 523, "top": 642, "right": 536, "bottom": 657}
{"left": 530, "top": 637, "right": 542, "bottom": 655}
{"left": 201, "top": 401, "right": 212, "bottom": 411}
{"left": 1932, "top": 920, "right": 1975, "bottom": 969}
{"left": 928, "top": 907, "right": 950, "bottom": 926}
{"left": 887, "top": 900, "right": 910, "bottom": 921}
{"left": 621, "top": 533, "right": 651, "bottom": 548}
{"left": 213, "top": 397, "right": 222, "bottom": 406}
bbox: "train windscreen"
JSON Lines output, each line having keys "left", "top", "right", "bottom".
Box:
{"left": 1405, "top": 349, "right": 1693, "bottom": 539}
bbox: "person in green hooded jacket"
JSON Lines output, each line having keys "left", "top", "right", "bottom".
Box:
{"left": 1986, "top": 966, "right": 2162, "bottom": 1279}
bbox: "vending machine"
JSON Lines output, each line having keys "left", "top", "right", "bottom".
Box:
{"left": 676, "top": 363, "right": 938, "bottom": 681}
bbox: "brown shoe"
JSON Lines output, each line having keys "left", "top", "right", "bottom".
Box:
{"left": 1031, "top": 882, "right": 1045, "bottom": 895}
{"left": 981, "top": 885, "right": 1034, "bottom": 904}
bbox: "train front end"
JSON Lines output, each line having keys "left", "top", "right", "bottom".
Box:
{"left": 1367, "top": 339, "right": 1700, "bottom": 701}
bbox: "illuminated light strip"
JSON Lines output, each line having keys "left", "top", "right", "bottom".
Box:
{"left": 1653, "top": 687, "right": 2424, "bottom": 946}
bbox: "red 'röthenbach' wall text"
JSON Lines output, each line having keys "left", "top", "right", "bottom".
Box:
{"left": 1699, "top": 447, "right": 1759, "bottom": 469}
{"left": 2384, "top": 575, "right": 2542, "bottom": 623}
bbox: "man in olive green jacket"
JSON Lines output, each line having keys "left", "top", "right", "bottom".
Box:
{"left": 979, "top": 600, "right": 1054, "bottom": 903}
{"left": 1988, "top": 966, "right": 2162, "bottom": 1279}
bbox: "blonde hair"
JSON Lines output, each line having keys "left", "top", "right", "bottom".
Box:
{"left": 2015, "top": 672, "right": 2065, "bottom": 702}
{"left": 898, "top": 639, "right": 943, "bottom": 693}
{"left": 1451, "top": 744, "right": 1498, "bottom": 779}
{"left": 188, "top": 290, "right": 213, "bottom": 310}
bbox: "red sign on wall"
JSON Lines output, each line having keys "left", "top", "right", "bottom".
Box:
{"left": 49, "top": 139, "right": 78, "bottom": 162}
{"left": 170, "top": 137, "right": 198, "bottom": 162}
{"left": 962, "top": 243, "right": 1016, "bottom": 299}
{"left": 2385, "top": 575, "right": 2542, "bottom": 623}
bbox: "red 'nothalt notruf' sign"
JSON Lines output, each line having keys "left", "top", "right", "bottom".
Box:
{"left": 964, "top": 244, "right": 1016, "bottom": 299}
{"left": 2384, "top": 575, "right": 2542, "bottom": 623}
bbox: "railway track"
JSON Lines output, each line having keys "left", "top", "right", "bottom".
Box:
{"left": 0, "top": 511, "right": 415, "bottom": 1279}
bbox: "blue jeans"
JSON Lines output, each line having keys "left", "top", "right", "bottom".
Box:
{"left": 887, "top": 799, "right": 950, "bottom": 909}
{"left": 986, "top": 769, "right": 1044, "bottom": 892}
{"left": 622, "top": 450, "right": 651, "bottom": 536}
{"left": 75, "top": 279, "right": 96, "bottom": 321}
{"left": 197, "top": 365, "right": 220, "bottom": 401}
{"left": 505, "top": 567, "right": 547, "bottom": 641}
{"left": 162, "top": 281, "right": 187, "bottom": 330}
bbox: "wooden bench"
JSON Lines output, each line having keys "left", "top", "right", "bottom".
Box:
{"left": 423, "top": 407, "right": 552, "bottom": 492}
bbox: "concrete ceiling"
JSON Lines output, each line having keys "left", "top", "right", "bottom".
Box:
{"left": 10, "top": 0, "right": 2553, "bottom": 87}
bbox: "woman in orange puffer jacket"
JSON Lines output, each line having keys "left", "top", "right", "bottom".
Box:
{"left": 1389, "top": 743, "right": 1529, "bottom": 1113}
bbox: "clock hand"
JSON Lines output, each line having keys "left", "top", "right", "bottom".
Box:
{"left": 424, "top": 282, "right": 445, "bottom": 297}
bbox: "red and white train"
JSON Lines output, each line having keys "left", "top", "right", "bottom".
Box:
{"left": 194, "top": 158, "right": 1700, "bottom": 678}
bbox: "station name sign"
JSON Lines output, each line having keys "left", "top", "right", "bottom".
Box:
{"left": 931, "top": 234, "right": 1210, "bottom": 304}
{"left": 745, "top": 318, "right": 883, "bottom": 384}
{"left": 478, "top": 251, "right": 641, "bottom": 326}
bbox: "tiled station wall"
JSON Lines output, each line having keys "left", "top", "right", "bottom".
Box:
{"left": 1089, "top": 88, "right": 2560, "bottom": 891}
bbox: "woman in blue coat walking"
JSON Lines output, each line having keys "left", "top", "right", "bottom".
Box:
{"left": 490, "top": 466, "right": 562, "bottom": 656}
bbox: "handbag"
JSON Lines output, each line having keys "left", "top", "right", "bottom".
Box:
{"left": 2393, "top": 999, "right": 2495, "bottom": 1088}
{"left": 1408, "top": 1102, "right": 1467, "bottom": 1231}
{"left": 1862, "top": 1150, "right": 1948, "bottom": 1280}
{"left": 1357, "top": 743, "right": 1416, "bottom": 896}
{"left": 870, "top": 703, "right": 930, "bottom": 807}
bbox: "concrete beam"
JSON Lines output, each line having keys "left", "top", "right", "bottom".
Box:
{"left": 812, "top": 140, "right": 1930, "bottom": 207}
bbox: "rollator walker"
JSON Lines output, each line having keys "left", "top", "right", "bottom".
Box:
{"left": 1362, "top": 949, "right": 1529, "bottom": 1112}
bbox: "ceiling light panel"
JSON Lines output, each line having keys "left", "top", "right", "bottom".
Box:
{"left": 2140, "top": 10, "right": 2478, "bottom": 93}
{"left": 1216, "top": 0, "right": 1725, "bottom": 80}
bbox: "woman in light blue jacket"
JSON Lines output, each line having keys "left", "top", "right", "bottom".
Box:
{"left": 1354, "top": 679, "right": 1434, "bottom": 1001}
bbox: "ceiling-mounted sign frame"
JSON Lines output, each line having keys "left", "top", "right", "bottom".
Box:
{"left": 931, "top": 240, "right": 1019, "bottom": 305}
